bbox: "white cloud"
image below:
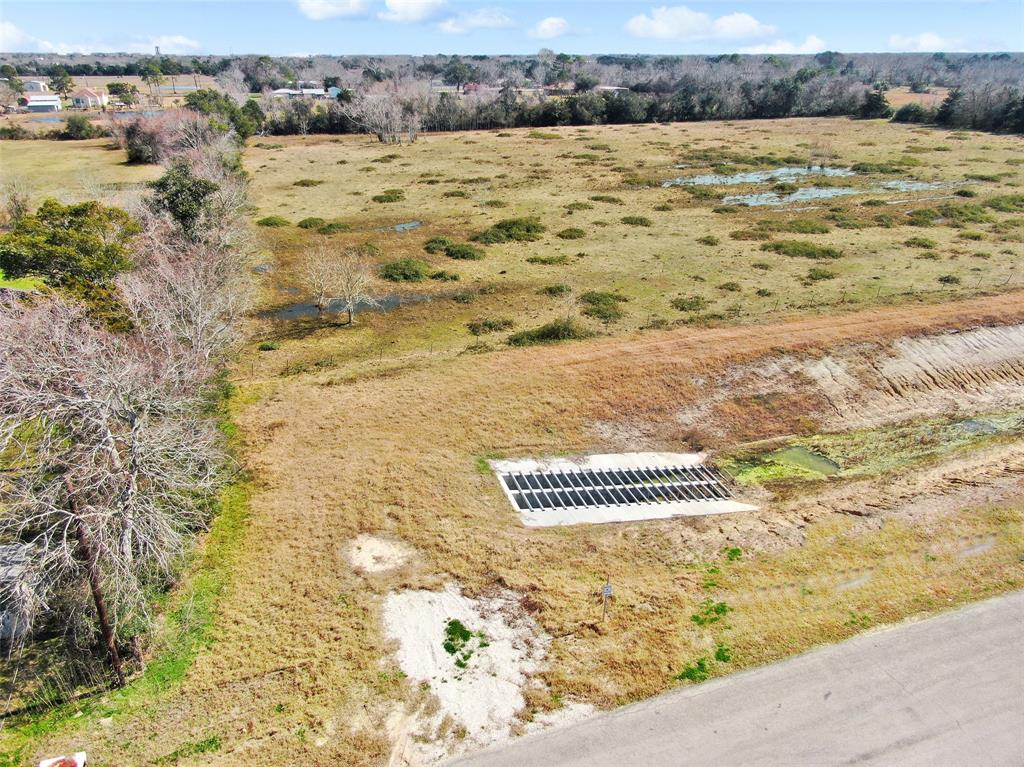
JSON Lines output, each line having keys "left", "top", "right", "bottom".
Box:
{"left": 887, "top": 32, "right": 972, "bottom": 52}
{"left": 438, "top": 7, "right": 514, "bottom": 34}
{"left": 379, "top": 0, "right": 446, "bottom": 23}
{"left": 529, "top": 17, "right": 569, "bottom": 40}
{"left": 0, "top": 23, "right": 201, "bottom": 54}
{"left": 740, "top": 34, "right": 826, "bottom": 54}
{"left": 295, "top": 0, "right": 367, "bottom": 20}
{"left": 625, "top": 5, "right": 774, "bottom": 42}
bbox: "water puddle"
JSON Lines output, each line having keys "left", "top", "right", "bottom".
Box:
{"left": 767, "top": 446, "right": 841, "bottom": 475}
{"left": 260, "top": 292, "right": 431, "bottom": 320}
{"left": 723, "top": 187, "right": 860, "bottom": 206}
{"left": 879, "top": 180, "right": 952, "bottom": 192}
{"left": 252, "top": 264, "right": 272, "bottom": 274}
{"left": 392, "top": 220, "right": 423, "bottom": 233}
{"left": 663, "top": 165, "right": 855, "bottom": 188}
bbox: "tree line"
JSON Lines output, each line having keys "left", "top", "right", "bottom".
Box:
{"left": 0, "top": 110, "right": 253, "bottom": 688}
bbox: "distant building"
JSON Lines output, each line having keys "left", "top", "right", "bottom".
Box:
{"left": 23, "top": 93, "right": 62, "bottom": 112}
{"left": 71, "top": 88, "right": 109, "bottom": 109}
{"left": 270, "top": 87, "right": 327, "bottom": 99}
{"left": 22, "top": 80, "right": 49, "bottom": 93}
{"left": 327, "top": 86, "right": 344, "bottom": 99}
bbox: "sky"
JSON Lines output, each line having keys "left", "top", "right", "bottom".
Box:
{"left": 0, "top": 0, "right": 1020, "bottom": 57}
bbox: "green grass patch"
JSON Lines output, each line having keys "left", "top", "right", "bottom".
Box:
{"left": 256, "top": 215, "right": 290, "bottom": 227}
{"left": 297, "top": 217, "right": 326, "bottom": 229}
{"left": 761, "top": 240, "right": 843, "bottom": 260}
{"left": 467, "top": 317, "right": 514, "bottom": 335}
{"left": 380, "top": 258, "right": 433, "bottom": 282}
{"left": 556, "top": 227, "right": 586, "bottom": 240}
{"left": 621, "top": 215, "right": 652, "bottom": 227}
{"left": 372, "top": 189, "right": 405, "bottom": 203}
{"left": 292, "top": 178, "right": 324, "bottom": 187}
{"left": 472, "top": 217, "right": 546, "bottom": 244}
{"left": 508, "top": 318, "right": 593, "bottom": 347}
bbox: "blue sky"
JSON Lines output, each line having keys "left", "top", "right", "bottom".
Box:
{"left": 1, "top": 1, "right": 1020, "bottom": 56}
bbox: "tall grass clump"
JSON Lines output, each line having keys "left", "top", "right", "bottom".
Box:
{"left": 761, "top": 240, "right": 843, "bottom": 259}
{"left": 508, "top": 318, "right": 593, "bottom": 346}
{"left": 472, "top": 217, "right": 546, "bottom": 244}
{"left": 380, "top": 258, "right": 433, "bottom": 282}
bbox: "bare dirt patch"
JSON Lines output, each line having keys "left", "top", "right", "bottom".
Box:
{"left": 348, "top": 534, "right": 416, "bottom": 573}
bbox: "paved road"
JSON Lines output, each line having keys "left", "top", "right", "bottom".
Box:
{"left": 450, "top": 591, "right": 1024, "bottom": 767}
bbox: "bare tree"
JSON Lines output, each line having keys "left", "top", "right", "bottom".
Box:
{"left": 297, "top": 244, "right": 378, "bottom": 323}
{"left": 298, "top": 243, "right": 337, "bottom": 317}
{"left": 0, "top": 296, "right": 224, "bottom": 684}
{"left": 336, "top": 247, "right": 379, "bottom": 325}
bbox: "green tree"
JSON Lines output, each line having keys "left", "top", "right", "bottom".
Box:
{"left": 859, "top": 85, "right": 893, "bottom": 119}
{"left": 48, "top": 65, "right": 74, "bottom": 98}
{"left": 106, "top": 81, "right": 141, "bottom": 106}
{"left": 442, "top": 57, "right": 475, "bottom": 92}
{"left": 0, "top": 64, "right": 24, "bottom": 93}
{"left": 148, "top": 162, "right": 219, "bottom": 240}
{"left": 140, "top": 62, "right": 165, "bottom": 104}
{"left": 0, "top": 199, "right": 139, "bottom": 287}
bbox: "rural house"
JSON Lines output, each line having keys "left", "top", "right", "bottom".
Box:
{"left": 71, "top": 87, "right": 109, "bottom": 109}
{"left": 22, "top": 79, "right": 50, "bottom": 92}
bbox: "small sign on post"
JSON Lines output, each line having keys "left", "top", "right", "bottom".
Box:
{"left": 601, "top": 577, "right": 613, "bottom": 622}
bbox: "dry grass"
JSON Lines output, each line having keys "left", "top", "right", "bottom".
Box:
{"left": 245, "top": 119, "right": 1023, "bottom": 380}
{"left": 4, "top": 120, "right": 1023, "bottom": 767}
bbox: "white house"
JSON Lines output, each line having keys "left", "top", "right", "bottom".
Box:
{"left": 71, "top": 88, "right": 109, "bottom": 109}
{"left": 271, "top": 86, "right": 327, "bottom": 99}
{"left": 22, "top": 80, "right": 49, "bottom": 93}
{"left": 24, "top": 93, "right": 62, "bottom": 112}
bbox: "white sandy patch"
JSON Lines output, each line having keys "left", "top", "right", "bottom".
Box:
{"left": 347, "top": 534, "right": 414, "bottom": 573}
{"left": 383, "top": 584, "right": 551, "bottom": 759}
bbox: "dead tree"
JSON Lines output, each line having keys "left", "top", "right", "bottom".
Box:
{"left": 336, "top": 247, "right": 379, "bottom": 324}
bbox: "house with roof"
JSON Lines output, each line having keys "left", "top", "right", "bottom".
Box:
{"left": 71, "top": 88, "right": 109, "bottom": 109}
{"left": 23, "top": 93, "right": 62, "bottom": 112}
{"left": 22, "top": 80, "right": 49, "bottom": 93}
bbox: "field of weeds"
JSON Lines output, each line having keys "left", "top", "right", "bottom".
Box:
{"left": 3, "top": 119, "right": 1023, "bottom": 767}
{"left": 242, "top": 118, "right": 1022, "bottom": 380}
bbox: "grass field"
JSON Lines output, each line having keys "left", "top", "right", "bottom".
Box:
{"left": 2, "top": 118, "right": 1023, "bottom": 766}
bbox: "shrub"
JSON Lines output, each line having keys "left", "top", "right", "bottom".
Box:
{"left": 938, "top": 274, "right": 961, "bottom": 285}
{"left": 297, "top": 217, "right": 326, "bottom": 229}
{"left": 472, "top": 217, "right": 546, "bottom": 244}
{"left": 904, "top": 236, "right": 936, "bottom": 248}
{"left": 589, "top": 194, "right": 623, "bottom": 204}
{"left": 565, "top": 202, "right": 594, "bottom": 211}
{"left": 955, "top": 189, "right": 978, "bottom": 198}
{"left": 444, "top": 190, "right": 469, "bottom": 198}
{"left": 467, "top": 317, "right": 514, "bottom": 335}
{"left": 713, "top": 205, "right": 739, "bottom": 214}
{"left": 731, "top": 228, "right": 772, "bottom": 241}
{"left": 861, "top": 199, "right": 886, "bottom": 207}
{"left": 445, "top": 242, "right": 484, "bottom": 260}
{"left": 0, "top": 124, "right": 30, "bottom": 140}
{"left": 985, "top": 195, "right": 1024, "bottom": 213}
{"left": 762, "top": 219, "right": 830, "bottom": 234}
{"left": 60, "top": 114, "right": 103, "bottom": 140}
{"left": 653, "top": 203, "right": 672, "bottom": 211}
{"left": 508, "top": 318, "right": 592, "bottom": 346}
{"left": 258, "top": 341, "right": 280, "bottom": 351}
{"left": 557, "top": 227, "right": 586, "bottom": 240}
{"left": 257, "top": 215, "right": 290, "bottom": 227}
{"left": 423, "top": 236, "right": 452, "bottom": 254}
{"left": 372, "top": 189, "right": 405, "bottom": 203}
{"left": 526, "top": 255, "right": 570, "bottom": 265}
{"left": 807, "top": 267, "right": 837, "bottom": 281}
{"left": 527, "top": 130, "right": 560, "bottom": 140}
{"left": 717, "top": 281, "right": 741, "bottom": 292}
{"left": 689, "top": 188, "right": 723, "bottom": 201}
{"left": 380, "top": 258, "right": 433, "bottom": 281}
{"left": 430, "top": 269, "right": 460, "bottom": 281}
{"left": 958, "top": 230, "right": 984, "bottom": 241}
{"left": 752, "top": 261, "right": 772, "bottom": 270}
{"left": 671, "top": 295, "right": 710, "bottom": 312}
{"left": 540, "top": 283, "right": 571, "bottom": 296}
{"left": 676, "top": 657, "right": 711, "bottom": 683}
{"left": 755, "top": 288, "right": 773, "bottom": 297}
{"left": 318, "top": 221, "right": 350, "bottom": 234}
{"left": 697, "top": 235, "right": 720, "bottom": 246}
{"left": 580, "top": 291, "right": 628, "bottom": 322}
{"left": 892, "top": 102, "right": 931, "bottom": 124}
{"left": 482, "top": 199, "right": 507, "bottom": 208}
{"left": 621, "top": 215, "right": 652, "bottom": 227}
{"left": 761, "top": 240, "right": 842, "bottom": 259}
{"left": 907, "top": 208, "right": 940, "bottom": 227}
{"left": 937, "top": 203, "right": 992, "bottom": 225}
{"left": 293, "top": 178, "right": 324, "bottom": 187}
